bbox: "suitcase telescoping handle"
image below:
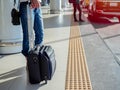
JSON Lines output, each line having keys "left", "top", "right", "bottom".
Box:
{"left": 27, "top": 1, "right": 35, "bottom": 51}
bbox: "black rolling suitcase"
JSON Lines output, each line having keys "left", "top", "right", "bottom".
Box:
{"left": 27, "top": 48, "right": 41, "bottom": 84}
{"left": 39, "top": 45, "right": 56, "bottom": 83}
{"left": 27, "top": 45, "right": 56, "bottom": 84}
{"left": 26, "top": 2, "right": 41, "bottom": 84}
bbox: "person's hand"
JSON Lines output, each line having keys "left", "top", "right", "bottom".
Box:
{"left": 30, "top": 0, "right": 41, "bottom": 8}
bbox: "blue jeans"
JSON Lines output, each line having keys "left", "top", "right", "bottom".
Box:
{"left": 19, "top": 2, "right": 44, "bottom": 56}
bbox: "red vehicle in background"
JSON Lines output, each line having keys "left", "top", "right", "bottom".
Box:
{"left": 84, "top": 0, "right": 120, "bottom": 22}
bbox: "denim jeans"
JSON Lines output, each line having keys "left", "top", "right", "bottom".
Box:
{"left": 19, "top": 2, "right": 44, "bottom": 56}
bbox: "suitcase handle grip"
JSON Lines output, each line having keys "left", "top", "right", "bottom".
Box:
{"left": 34, "top": 45, "right": 41, "bottom": 54}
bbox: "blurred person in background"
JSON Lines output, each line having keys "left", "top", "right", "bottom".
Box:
{"left": 69, "top": 0, "right": 84, "bottom": 22}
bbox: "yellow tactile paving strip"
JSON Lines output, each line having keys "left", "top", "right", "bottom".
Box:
{"left": 65, "top": 19, "right": 92, "bottom": 90}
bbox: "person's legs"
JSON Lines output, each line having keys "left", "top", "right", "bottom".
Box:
{"left": 33, "top": 8, "right": 44, "bottom": 46}
{"left": 76, "top": 4, "right": 84, "bottom": 21}
{"left": 73, "top": 3, "right": 77, "bottom": 21}
{"left": 20, "top": 2, "right": 29, "bottom": 56}
{"left": 20, "top": 2, "right": 44, "bottom": 56}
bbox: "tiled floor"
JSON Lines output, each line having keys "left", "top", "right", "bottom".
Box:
{"left": 0, "top": 5, "right": 120, "bottom": 90}
{"left": 0, "top": 5, "right": 72, "bottom": 90}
